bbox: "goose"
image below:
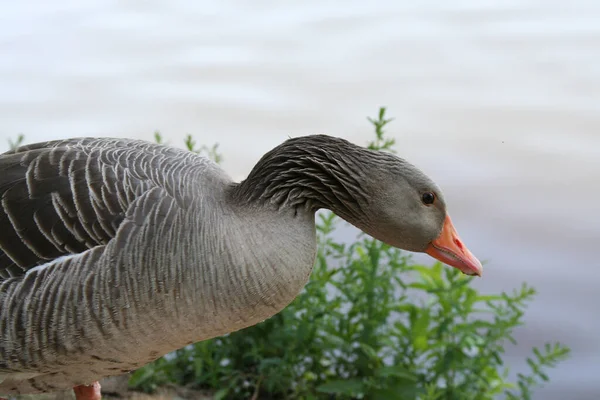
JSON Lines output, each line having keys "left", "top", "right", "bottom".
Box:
{"left": 0, "top": 134, "right": 482, "bottom": 400}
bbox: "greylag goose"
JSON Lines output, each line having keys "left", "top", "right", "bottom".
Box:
{"left": 0, "top": 135, "right": 482, "bottom": 400}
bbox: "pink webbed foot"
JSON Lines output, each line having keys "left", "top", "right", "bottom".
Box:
{"left": 73, "top": 381, "right": 102, "bottom": 400}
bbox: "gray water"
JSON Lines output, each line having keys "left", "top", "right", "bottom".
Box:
{"left": 1, "top": 1, "right": 599, "bottom": 398}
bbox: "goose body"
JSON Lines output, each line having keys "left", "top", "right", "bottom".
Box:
{"left": 0, "top": 135, "right": 482, "bottom": 397}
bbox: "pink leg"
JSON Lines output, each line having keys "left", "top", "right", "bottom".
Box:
{"left": 73, "top": 381, "right": 102, "bottom": 400}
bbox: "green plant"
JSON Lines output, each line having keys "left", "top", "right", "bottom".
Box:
{"left": 7, "top": 133, "right": 24, "bottom": 150}
{"left": 154, "top": 130, "right": 223, "bottom": 164}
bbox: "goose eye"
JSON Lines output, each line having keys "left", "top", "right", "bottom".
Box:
{"left": 422, "top": 192, "right": 435, "bottom": 205}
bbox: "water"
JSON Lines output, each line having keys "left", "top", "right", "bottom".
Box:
{"left": 1, "top": 1, "right": 599, "bottom": 398}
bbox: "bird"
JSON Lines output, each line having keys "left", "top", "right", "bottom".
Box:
{"left": 0, "top": 134, "right": 482, "bottom": 400}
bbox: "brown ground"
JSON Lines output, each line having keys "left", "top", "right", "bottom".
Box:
{"left": 12, "top": 389, "right": 213, "bottom": 400}
{"left": 10, "top": 376, "right": 214, "bottom": 400}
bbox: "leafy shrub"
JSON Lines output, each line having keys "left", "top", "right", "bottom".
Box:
{"left": 5, "top": 109, "right": 570, "bottom": 400}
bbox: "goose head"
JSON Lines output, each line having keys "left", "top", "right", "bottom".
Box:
{"left": 232, "top": 134, "right": 483, "bottom": 276}
{"left": 356, "top": 153, "right": 483, "bottom": 276}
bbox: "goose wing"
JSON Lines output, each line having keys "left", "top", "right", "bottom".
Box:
{"left": 0, "top": 138, "right": 177, "bottom": 282}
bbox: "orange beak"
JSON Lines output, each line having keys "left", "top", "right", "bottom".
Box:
{"left": 425, "top": 215, "right": 483, "bottom": 276}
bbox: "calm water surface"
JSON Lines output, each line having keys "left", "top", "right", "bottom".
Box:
{"left": 1, "top": 1, "right": 599, "bottom": 398}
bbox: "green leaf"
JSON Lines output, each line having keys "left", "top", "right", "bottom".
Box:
{"left": 128, "top": 367, "right": 157, "bottom": 390}
{"left": 7, "top": 133, "right": 25, "bottom": 150}
{"left": 414, "top": 334, "right": 428, "bottom": 351}
{"left": 409, "top": 282, "right": 432, "bottom": 291}
{"left": 371, "top": 381, "right": 423, "bottom": 399}
{"left": 316, "top": 379, "right": 366, "bottom": 395}
{"left": 214, "top": 388, "right": 229, "bottom": 400}
{"left": 359, "top": 342, "right": 379, "bottom": 360}
{"left": 375, "top": 366, "right": 418, "bottom": 381}
{"left": 153, "top": 130, "right": 163, "bottom": 144}
{"left": 412, "top": 308, "right": 431, "bottom": 336}
{"left": 476, "top": 294, "right": 503, "bottom": 302}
